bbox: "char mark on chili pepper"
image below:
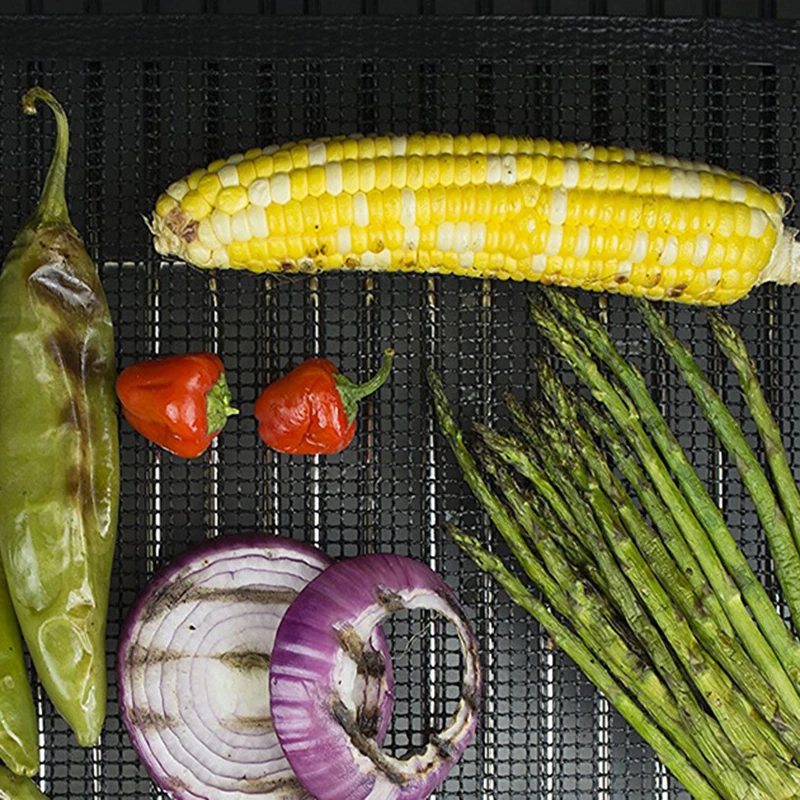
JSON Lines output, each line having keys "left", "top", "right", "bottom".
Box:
{"left": 46, "top": 330, "right": 83, "bottom": 382}
{"left": 29, "top": 261, "right": 101, "bottom": 318}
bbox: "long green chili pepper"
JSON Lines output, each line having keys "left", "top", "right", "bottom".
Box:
{"left": 0, "top": 766, "right": 50, "bottom": 800}
{"left": 0, "top": 568, "right": 37, "bottom": 776}
{"left": 0, "top": 88, "right": 119, "bottom": 746}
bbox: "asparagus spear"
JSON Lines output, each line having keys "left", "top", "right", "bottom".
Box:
{"left": 636, "top": 298, "right": 800, "bottom": 630}
{"left": 489, "top": 410, "right": 799, "bottom": 793}
{"left": 478, "top": 440, "right": 784, "bottom": 798}
{"left": 530, "top": 292, "right": 800, "bottom": 705}
{"left": 445, "top": 523, "right": 726, "bottom": 800}
{"left": 708, "top": 310, "right": 800, "bottom": 556}
{"left": 427, "top": 368, "right": 718, "bottom": 784}
{"left": 540, "top": 377, "right": 800, "bottom": 759}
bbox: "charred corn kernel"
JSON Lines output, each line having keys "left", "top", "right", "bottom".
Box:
{"left": 152, "top": 133, "right": 797, "bottom": 305}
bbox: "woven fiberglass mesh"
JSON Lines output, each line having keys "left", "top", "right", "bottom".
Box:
{"left": 1, "top": 14, "right": 800, "bottom": 800}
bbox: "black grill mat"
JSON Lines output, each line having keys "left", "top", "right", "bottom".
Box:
{"left": 1, "top": 13, "right": 799, "bottom": 799}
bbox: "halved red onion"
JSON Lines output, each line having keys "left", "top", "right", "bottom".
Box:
{"left": 270, "top": 553, "right": 481, "bottom": 800}
{"left": 117, "top": 534, "right": 394, "bottom": 800}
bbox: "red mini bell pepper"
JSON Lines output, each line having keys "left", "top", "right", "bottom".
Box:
{"left": 116, "top": 353, "right": 238, "bottom": 458}
{"left": 254, "top": 349, "right": 394, "bottom": 455}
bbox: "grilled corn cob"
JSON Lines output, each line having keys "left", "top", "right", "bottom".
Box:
{"left": 150, "top": 133, "right": 799, "bottom": 305}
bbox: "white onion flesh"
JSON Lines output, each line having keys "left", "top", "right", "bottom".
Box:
{"left": 118, "top": 534, "right": 394, "bottom": 800}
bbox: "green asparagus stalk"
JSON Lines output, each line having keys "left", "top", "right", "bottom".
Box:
{"left": 445, "top": 523, "right": 726, "bottom": 800}
{"left": 427, "top": 368, "right": 719, "bottom": 784}
{"left": 483, "top": 432, "right": 788, "bottom": 796}
{"left": 708, "top": 310, "right": 800, "bottom": 556}
{"left": 636, "top": 298, "right": 800, "bottom": 631}
{"left": 491, "top": 409, "right": 799, "bottom": 792}
{"left": 544, "top": 380, "right": 800, "bottom": 760}
{"left": 530, "top": 292, "right": 800, "bottom": 704}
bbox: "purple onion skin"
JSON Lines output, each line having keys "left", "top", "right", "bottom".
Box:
{"left": 270, "top": 553, "right": 482, "bottom": 800}
{"left": 117, "top": 534, "right": 394, "bottom": 800}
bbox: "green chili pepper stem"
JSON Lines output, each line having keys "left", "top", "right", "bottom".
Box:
{"left": 206, "top": 372, "right": 239, "bottom": 435}
{"left": 21, "top": 87, "right": 71, "bottom": 229}
{"left": 335, "top": 348, "right": 395, "bottom": 424}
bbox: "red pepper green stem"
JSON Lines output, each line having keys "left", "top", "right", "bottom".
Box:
{"left": 21, "top": 87, "right": 71, "bottom": 228}
{"left": 206, "top": 372, "right": 239, "bottom": 434}
{"left": 334, "top": 349, "right": 395, "bottom": 424}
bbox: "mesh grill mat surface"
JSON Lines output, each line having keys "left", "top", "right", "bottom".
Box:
{"left": 1, "top": 13, "right": 800, "bottom": 799}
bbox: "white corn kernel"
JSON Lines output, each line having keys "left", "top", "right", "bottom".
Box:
{"left": 469, "top": 222, "right": 486, "bottom": 252}
{"left": 659, "top": 236, "right": 679, "bottom": 267}
{"left": 262, "top": 144, "right": 280, "bottom": 156}
{"left": 337, "top": 227, "right": 352, "bottom": 255}
{"left": 562, "top": 160, "right": 579, "bottom": 189}
{"left": 453, "top": 222, "right": 471, "bottom": 253}
{"left": 622, "top": 148, "right": 636, "bottom": 162}
{"left": 545, "top": 226, "right": 563, "bottom": 256}
{"left": 166, "top": 180, "right": 190, "bottom": 202}
{"left": 730, "top": 181, "right": 747, "bottom": 202}
{"left": 226, "top": 153, "right": 245, "bottom": 165}
{"left": 749, "top": 208, "right": 769, "bottom": 238}
{"left": 361, "top": 251, "right": 377, "bottom": 267}
{"left": 218, "top": 164, "right": 240, "bottom": 188}
{"left": 692, "top": 233, "right": 712, "bottom": 266}
{"left": 271, "top": 173, "right": 291, "bottom": 205}
{"left": 400, "top": 189, "right": 416, "bottom": 227}
{"left": 231, "top": 209, "right": 252, "bottom": 242}
{"left": 376, "top": 248, "right": 392, "bottom": 268}
{"left": 391, "top": 136, "right": 407, "bottom": 156}
{"left": 186, "top": 241, "right": 212, "bottom": 266}
{"left": 437, "top": 222, "right": 455, "bottom": 251}
{"left": 707, "top": 267, "right": 722, "bottom": 286}
{"left": 577, "top": 143, "right": 594, "bottom": 159}
{"left": 501, "top": 154, "right": 517, "bottom": 185}
{"left": 308, "top": 141, "right": 327, "bottom": 166}
{"left": 669, "top": 170, "right": 685, "bottom": 198}
{"left": 197, "top": 219, "right": 218, "bottom": 249}
{"left": 459, "top": 252, "right": 475, "bottom": 269}
{"left": 210, "top": 210, "right": 233, "bottom": 245}
{"left": 549, "top": 187, "right": 568, "bottom": 226}
{"left": 354, "top": 193, "right": 369, "bottom": 227}
{"left": 616, "top": 261, "right": 633, "bottom": 280}
{"left": 575, "top": 225, "right": 590, "bottom": 259}
{"left": 404, "top": 226, "right": 420, "bottom": 250}
{"left": 248, "top": 205, "right": 269, "bottom": 239}
{"left": 631, "top": 230, "right": 649, "bottom": 263}
{"left": 684, "top": 171, "right": 702, "bottom": 199}
{"left": 248, "top": 178, "right": 272, "bottom": 207}
{"left": 325, "top": 162, "right": 343, "bottom": 196}
{"left": 530, "top": 254, "right": 547, "bottom": 274}
{"left": 486, "top": 155, "right": 502, "bottom": 184}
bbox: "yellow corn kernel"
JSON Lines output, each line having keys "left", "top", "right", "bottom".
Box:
{"left": 216, "top": 186, "right": 248, "bottom": 216}
{"left": 342, "top": 161, "right": 360, "bottom": 195}
{"left": 180, "top": 191, "right": 212, "bottom": 220}
{"left": 266, "top": 205, "right": 287, "bottom": 237}
{"left": 156, "top": 193, "right": 177, "bottom": 218}
{"left": 273, "top": 150, "right": 293, "bottom": 174}
{"left": 197, "top": 173, "right": 222, "bottom": 205}
{"left": 237, "top": 161, "right": 257, "bottom": 187}
{"left": 424, "top": 157, "right": 441, "bottom": 189}
{"left": 342, "top": 138, "right": 360, "bottom": 161}
{"left": 307, "top": 165, "right": 326, "bottom": 197}
{"left": 337, "top": 194, "right": 355, "bottom": 226}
